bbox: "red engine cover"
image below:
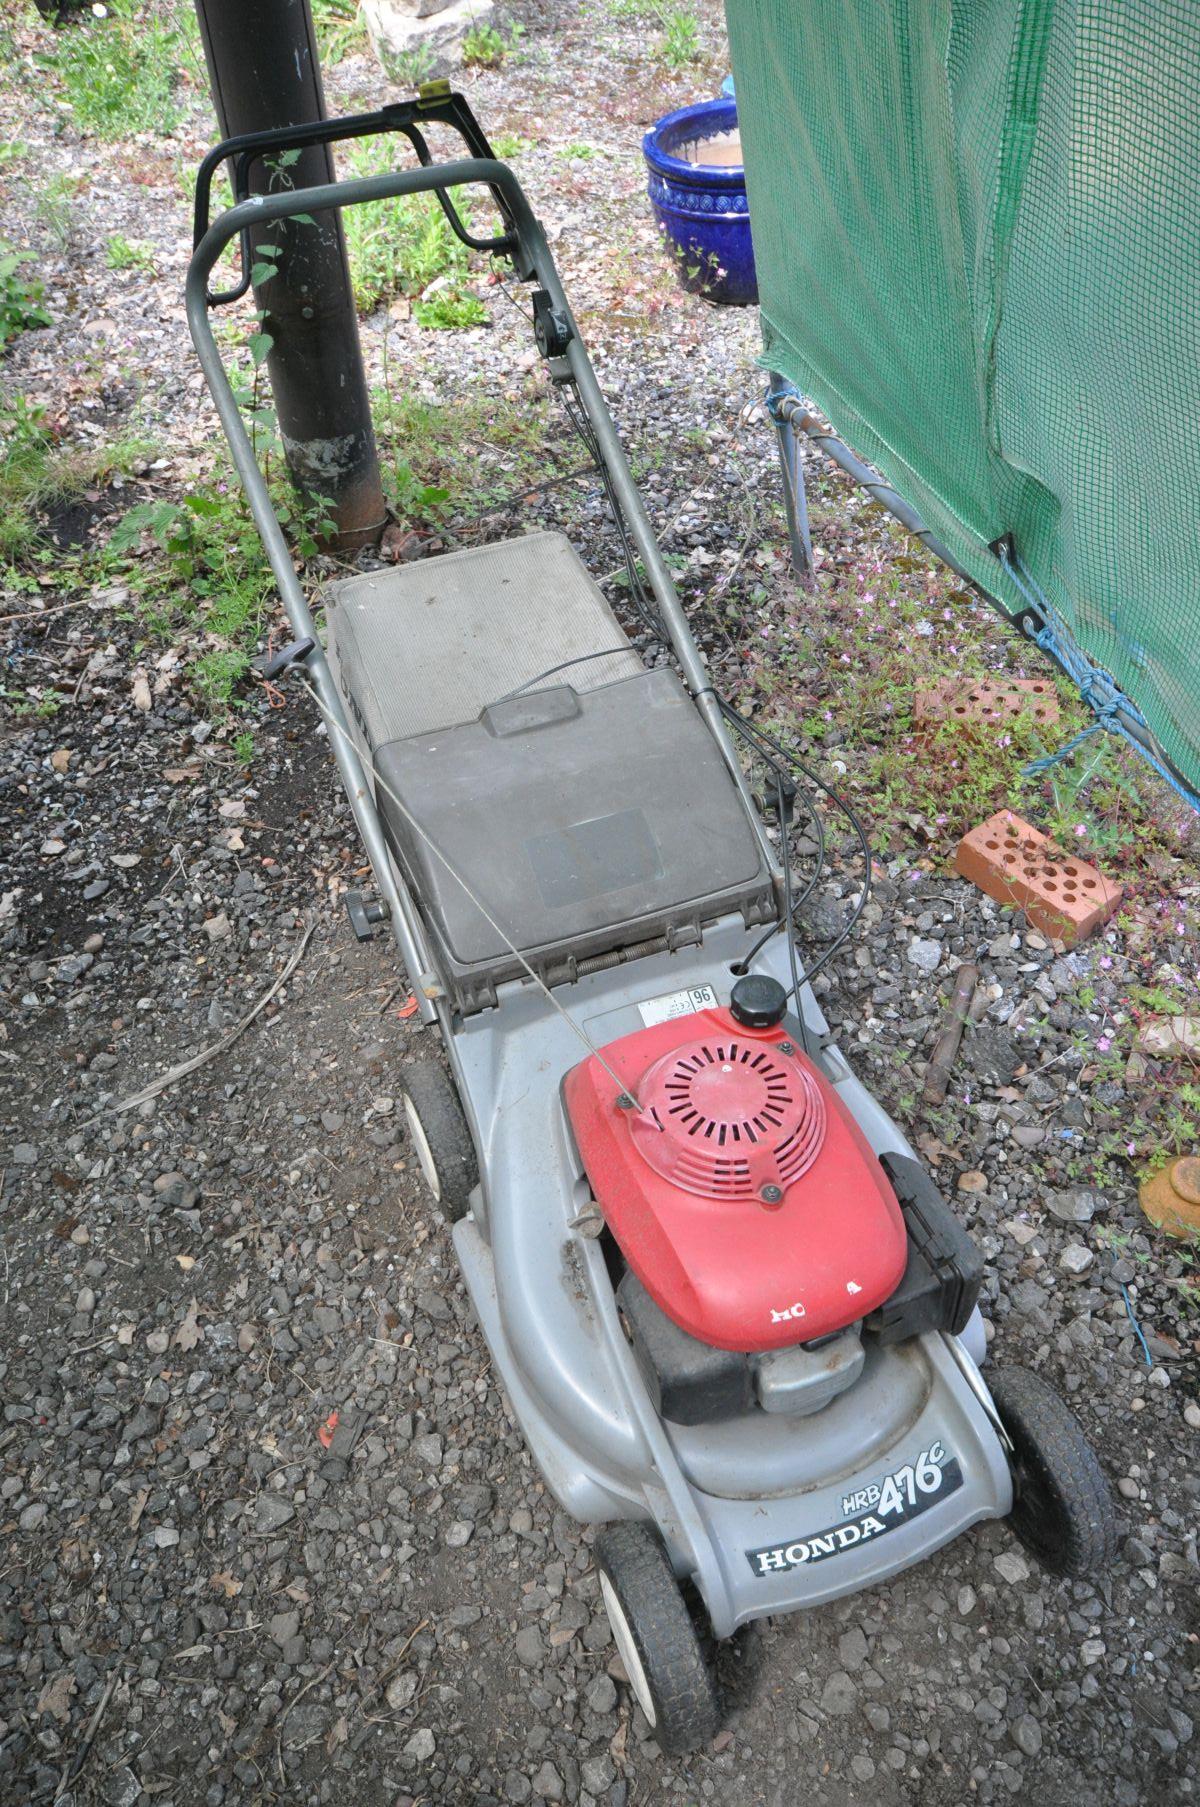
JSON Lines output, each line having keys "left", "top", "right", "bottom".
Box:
{"left": 564, "top": 1008, "right": 907, "bottom": 1352}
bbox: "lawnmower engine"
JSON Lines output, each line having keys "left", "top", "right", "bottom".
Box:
{"left": 565, "top": 977, "right": 977, "bottom": 1427}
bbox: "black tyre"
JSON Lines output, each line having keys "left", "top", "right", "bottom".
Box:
{"left": 400, "top": 1062, "right": 478, "bottom": 1223}
{"left": 594, "top": 1521, "right": 721, "bottom": 1756}
{"left": 989, "top": 1365, "right": 1118, "bottom": 1578}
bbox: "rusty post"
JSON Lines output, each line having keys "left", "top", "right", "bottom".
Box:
{"left": 923, "top": 963, "right": 980, "bottom": 1105}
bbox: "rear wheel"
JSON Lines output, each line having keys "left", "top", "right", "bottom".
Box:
{"left": 400, "top": 1062, "right": 478, "bottom": 1223}
{"left": 989, "top": 1365, "right": 1118, "bottom": 1577}
{"left": 594, "top": 1521, "right": 721, "bottom": 1756}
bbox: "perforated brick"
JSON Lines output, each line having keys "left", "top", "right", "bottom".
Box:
{"left": 915, "top": 676, "right": 1060, "bottom": 730}
{"left": 954, "top": 811, "right": 1122, "bottom": 946}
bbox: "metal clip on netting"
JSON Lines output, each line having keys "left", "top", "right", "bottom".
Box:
{"left": 998, "top": 552, "right": 1200, "bottom": 814}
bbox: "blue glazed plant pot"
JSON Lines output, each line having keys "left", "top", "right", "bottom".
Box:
{"left": 642, "top": 97, "right": 757, "bottom": 307}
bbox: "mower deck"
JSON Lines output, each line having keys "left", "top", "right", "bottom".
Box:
{"left": 325, "top": 530, "right": 775, "bottom": 1011}
{"left": 449, "top": 920, "right": 1012, "bottom": 1639}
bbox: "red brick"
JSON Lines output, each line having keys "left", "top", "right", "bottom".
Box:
{"left": 954, "top": 810, "right": 1122, "bottom": 947}
{"left": 915, "top": 677, "right": 1060, "bottom": 730}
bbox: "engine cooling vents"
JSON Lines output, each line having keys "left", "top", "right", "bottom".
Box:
{"left": 630, "top": 1038, "right": 827, "bottom": 1201}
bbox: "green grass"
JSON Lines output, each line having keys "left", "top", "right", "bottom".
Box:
{"left": 380, "top": 41, "right": 437, "bottom": 88}
{"left": 34, "top": 171, "right": 84, "bottom": 252}
{"left": 339, "top": 136, "right": 484, "bottom": 322}
{"left": 311, "top": 0, "right": 368, "bottom": 65}
{"left": 106, "top": 234, "right": 156, "bottom": 274}
{"left": 40, "top": 0, "right": 197, "bottom": 141}
{"left": 603, "top": 0, "right": 701, "bottom": 60}
{"left": 372, "top": 388, "right": 552, "bottom": 526}
{"left": 0, "top": 247, "right": 49, "bottom": 352}
{"left": 490, "top": 132, "right": 530, "bottom": 159}
{"left": 413, "top": 287, "right": 487, "bottom": 329}
{"left": 0, "top": 397, "right": 153, "bottom": 564}
{"left": 107, "top": 465, "right": 333, "bottom": 709}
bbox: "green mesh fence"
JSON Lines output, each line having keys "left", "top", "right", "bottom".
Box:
{"left": 725, "top": 0, "right": 1200, "bottom": 800}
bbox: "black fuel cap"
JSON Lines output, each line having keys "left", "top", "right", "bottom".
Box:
{"left": 729, "top": 974, "right": 788, "bottom": 1029}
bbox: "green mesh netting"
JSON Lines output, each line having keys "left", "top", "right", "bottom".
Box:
{"left": 725, "top": 0, "right": 1200, "bottom": 797}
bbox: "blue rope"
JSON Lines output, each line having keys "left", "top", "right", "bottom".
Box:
{"left": 1121, "top": 1284, "right": 1154, "bottom": 1369}
{"left": 763, "top": 381, "right": 799, "bottom": 422}
{"left": 999, "top": 553, "right": 1200, "bottom": 814}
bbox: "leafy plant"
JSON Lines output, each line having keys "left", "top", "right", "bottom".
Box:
{"left": 384, "top": 457, "right": 452, "bottom": 526}
{"left": 490, "top": 131, "right": 529, "bottom": 159}
{"left": 413, "top": 287, "right": 487, "bottom": 329}
{"left": 106, "top": 363, "right": 333, "bottom": 711}
{"left": 653, "top": 3, "right": 700, "bottom": 67}
{"left": 387, "top": 42, "right": 437, "bottom": 88}
{"left": 41, "top": 0, "right": 195, "bottom": 140}
{"left": 0, "top": 246, "right": 49, "bottom": 352}
{"left": 340, "top": 136, "right": 481, "bottom": 321}
{"left": 106, "top": 234, "right": 156, "bottom": 274}
{"left": 311, "top": 0, "right": 367, "bottom": 64}
{"left": 463, "top": 19, "right": 523, "bottom": 67}
{"left": 463, "top": 20, "right": 506, "bottom": 66}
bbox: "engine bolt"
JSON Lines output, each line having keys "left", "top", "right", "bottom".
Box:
{"left": 761, "top": 1184, "right": 783, "bottom": 1205}
{"left": 778, "top": 1041, "right": 795, "bottom": 1056}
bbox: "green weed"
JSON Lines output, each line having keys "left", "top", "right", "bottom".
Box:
{"left": 385, "top": 42, "right": 437, "bottom": 88}
{"left": 0, "top": 398, "right": 153, "bottom": 563}
{"left": 41, "top": 0, "right": 196, "bottom": 141}
{"left": 413, "top": 287, "right": 487, "bottom": 329}
{"left": 653, "top": 3, "right": 700, "bottom": 66}
{"left": 105, "top": 363, "right": 332, "bottom": 711}
{"left": 108, "top": 490, "right": 275, "bottom": 709}
{"left": 371, "top": 388, "right": 550, "bottom": 524}
{"left": 33, "top": 171, "right": 85, "bottom": 252}
{"left": 0, "top": 247, "right": 50, "bottom": 352}
{"left": 463, "top": 19, "right": 524, "bottom": 67}
{"left": 339, "top": 136, "right": 481, "bottom": 321}
{"left": 311, "top": 0, "right": 368, "bottom": 64}
{"left": 106, "top": 233, "right": 156, "bottom": 274}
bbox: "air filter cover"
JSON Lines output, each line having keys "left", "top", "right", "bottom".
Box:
{"left": 630, "top": 1036, "right": 828, "bottom": 1200}
{"left": 565, "top": 1007, "right": 907, "bottom": 1351}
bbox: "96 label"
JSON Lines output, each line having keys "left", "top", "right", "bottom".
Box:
{"left": 746, "top": 1441, "right": 963, "bottom": 1578}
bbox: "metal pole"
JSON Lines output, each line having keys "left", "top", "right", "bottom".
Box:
{"left": 767, "top": 370, "right": 814, "bottom": 587}
{"left": 192, "top": 0, "right": 385, "bottom": 548}
{"left": 770, "top": 389, "right": 975, "bottom": 584}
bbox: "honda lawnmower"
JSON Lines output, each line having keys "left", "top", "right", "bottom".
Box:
{"left": 187, "top": 91, "right": 1118, "bottom": 1756}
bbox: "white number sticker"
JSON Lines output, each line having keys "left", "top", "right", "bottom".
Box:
{"left": 637, "top": 985, "right": 718, "bottom": 1027}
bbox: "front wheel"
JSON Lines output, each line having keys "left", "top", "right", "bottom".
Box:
{"left": 989, "top": 1365, "right": 1118, "bottom": 1578}
{"left": 594, "top": 1521, "right": 721, "bottom": 1756}
{"left": 400, "top": 1062, "right": 478, "bottom": 1223}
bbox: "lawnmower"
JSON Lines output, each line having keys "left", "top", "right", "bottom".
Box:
{"left": 187, "top": 91, "right": 1118, "bottom": 1756}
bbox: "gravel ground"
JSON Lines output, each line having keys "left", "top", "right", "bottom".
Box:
{"left": 2, "top": 4, "right": 1198, "bottom": 1804}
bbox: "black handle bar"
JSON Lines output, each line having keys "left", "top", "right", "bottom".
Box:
{"left": 193, "top": 83, "right": 520, "bottom": 307}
